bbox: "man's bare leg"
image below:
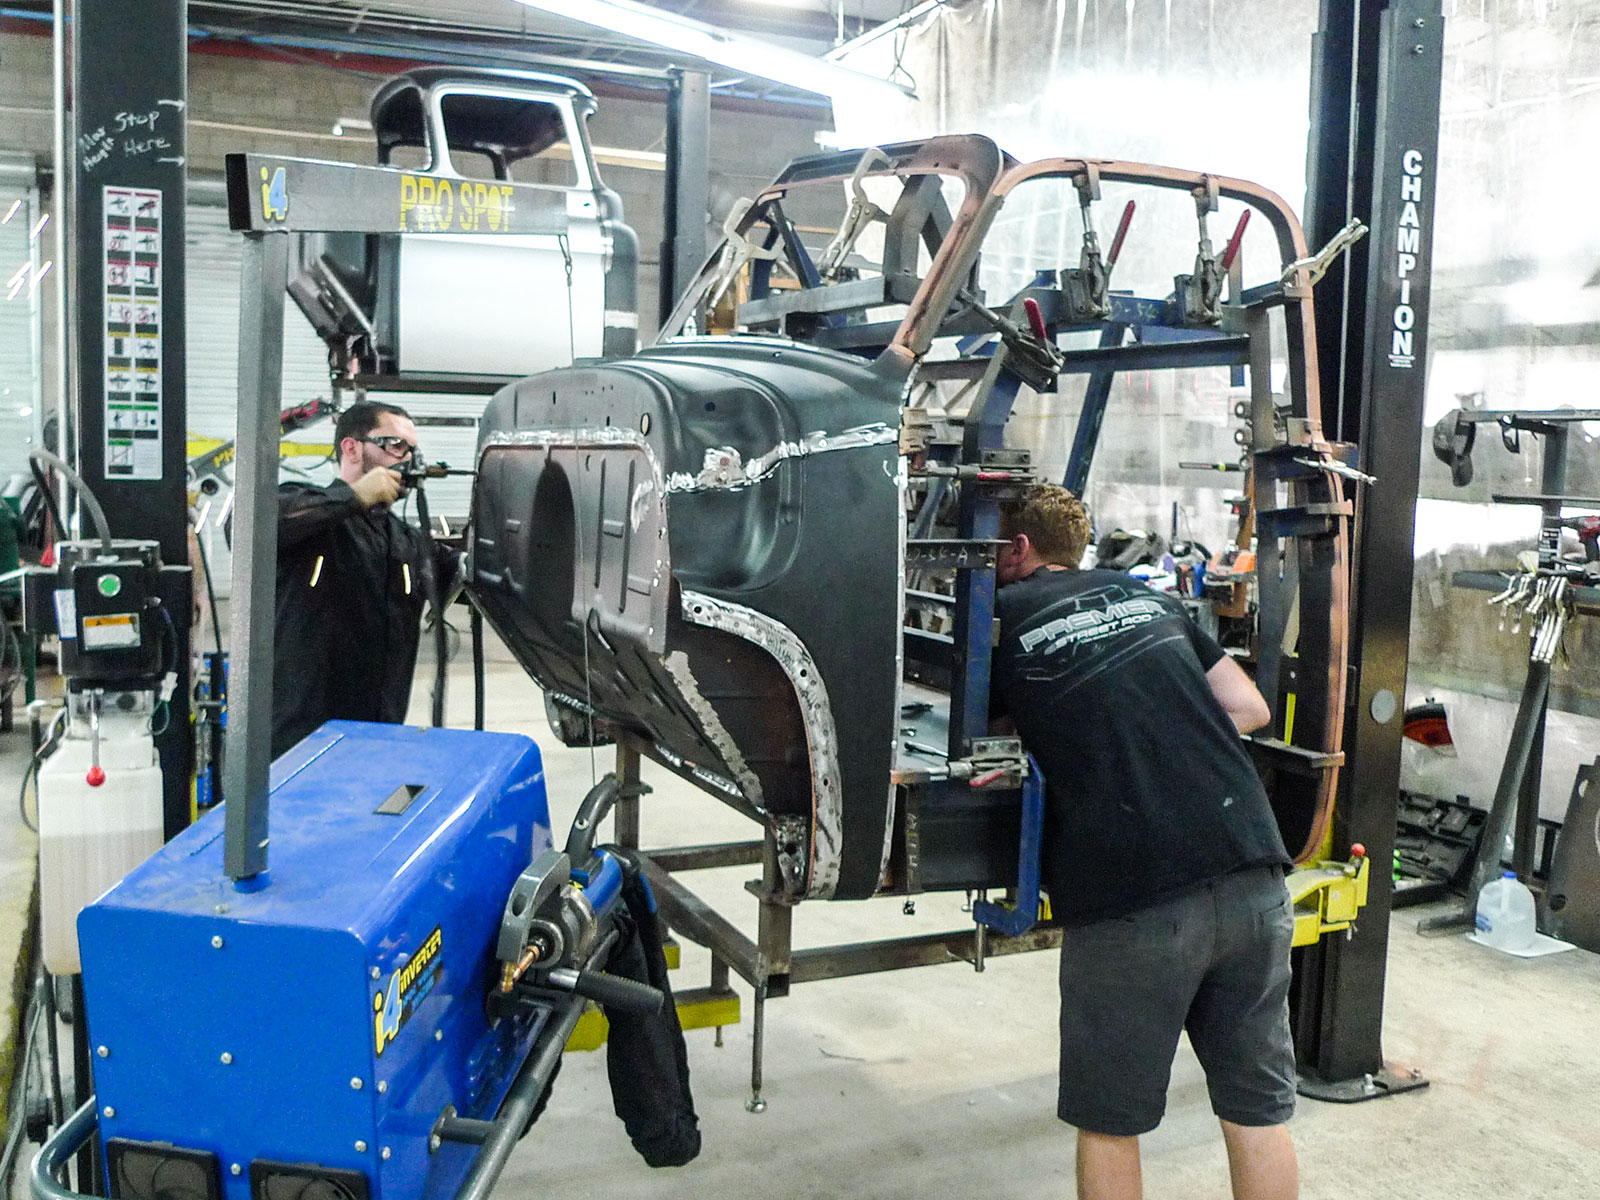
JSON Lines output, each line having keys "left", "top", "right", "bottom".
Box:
{"left": 1076, "top": 1130, "right": 1142, "bottom": 1200}
{"left": 1219, "top": 1120, "right": 1298, "bottom": 1200}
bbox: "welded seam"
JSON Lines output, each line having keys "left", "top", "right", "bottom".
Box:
{"left": 660, "top": 650, "right": 767, "bottom": 813}
{"left": 665, "top": 422, "right": 898, "bottom": 493}
{"left": 679, "top": 590, "right": 844, "bottom": 900}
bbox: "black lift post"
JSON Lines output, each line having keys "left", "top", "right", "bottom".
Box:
{"left": 1294, "top": 0, "right": 1443, "bottom": 1102}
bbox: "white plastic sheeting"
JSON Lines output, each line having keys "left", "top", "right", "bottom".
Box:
{"left": 831, "top": 0, "right": 1319, "bottom": 553}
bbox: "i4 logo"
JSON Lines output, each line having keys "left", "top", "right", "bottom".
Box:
{"left": 259, "top": 166, "right": 289, "bottom": 222}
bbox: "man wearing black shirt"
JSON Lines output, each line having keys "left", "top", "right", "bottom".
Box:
{"left": 272, "top": 401, "right": 456, "bottom": 757}
{"left": 990, "top": 485, "right": 1297, "bottom": 1200}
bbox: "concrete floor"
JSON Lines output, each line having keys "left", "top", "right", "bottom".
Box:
{"left": 2, "top": 642, "right": 1598, "bottom": 1198}
{"left": 450, "top": 654, "right": 1600, "bottom": 1200}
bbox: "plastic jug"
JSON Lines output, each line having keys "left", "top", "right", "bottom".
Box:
{"left": 1474, "top": 871, "right": 1537, "bottom": 952}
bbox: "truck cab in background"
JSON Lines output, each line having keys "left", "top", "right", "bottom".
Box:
{"left": 288, "top": 66, "right": 639, "bottom": 387}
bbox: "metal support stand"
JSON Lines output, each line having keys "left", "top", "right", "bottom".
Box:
{"left": 659, "top": 69, "right": 710, "bottom": 329}
{"left": 222, "top": 232, "right": 289, "bottom": 881}
{"left": 1423, "top": 419, "right": 1577, "bottom": 932}
{"left": 745, "top": 985, "right": 767, "bottom": 1114}
{"left": 613, "top": 741, "right": 641, "bottom": 849}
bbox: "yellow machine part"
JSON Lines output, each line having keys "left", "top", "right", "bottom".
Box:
{"left": 564, "top": 855, "right": 1367, "bottom": 1054}
{"left": 565, "top": 937, "right": 741, "bottom": 1053}
{"left": 1287, "top": 852, "right": 1370, "bottom": 948}
{"left": 187, "top": 435, "right": 333, "bottom": 462}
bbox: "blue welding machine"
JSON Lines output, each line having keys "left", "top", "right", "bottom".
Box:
{"left": 78, "top": 721, "right": 573, "bottom": 1200}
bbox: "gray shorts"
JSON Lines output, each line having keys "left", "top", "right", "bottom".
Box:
{"left": 1056, "top": 865, "right": 1296, "bottom": 1136}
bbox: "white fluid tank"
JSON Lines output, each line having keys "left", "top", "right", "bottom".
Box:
{"left": 1474, "top": 871, "right": 1537, "bottom": 953}
{"left": 37, "top": 699, "right": 165, "bottom": 974}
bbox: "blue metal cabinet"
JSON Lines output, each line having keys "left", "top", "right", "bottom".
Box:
{"left": 79, "top": 722, "right": 554, "bottom": 1200}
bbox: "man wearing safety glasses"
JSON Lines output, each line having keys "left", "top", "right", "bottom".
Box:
{"left": 271, "top": 400, "right": 459, "bottom": 757}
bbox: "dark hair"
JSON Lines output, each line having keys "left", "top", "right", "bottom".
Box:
{"left": 999, "top": 484, "right": 1092, "bottom": 567}
{"left": 334, "top": 401, "right": 411, "bottom": 450}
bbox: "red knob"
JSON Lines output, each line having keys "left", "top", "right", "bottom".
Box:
{"left": 86, "top": 766, "right": 106, "bottom": 788}
{"left": 1350, "top": 843, "right": 1366, "bottom": 858}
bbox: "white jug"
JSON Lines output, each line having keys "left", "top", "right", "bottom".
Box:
{"left": 1474, "top": 871, "right": 1537, "bottom": 953}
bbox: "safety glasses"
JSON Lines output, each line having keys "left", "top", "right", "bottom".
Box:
{"left": 359, "top": 435, "right": 418, "bottom": 458}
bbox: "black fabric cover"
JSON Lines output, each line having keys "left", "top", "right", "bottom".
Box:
{"left": 600, "top": 848, "right": 701, "bottom": 1168}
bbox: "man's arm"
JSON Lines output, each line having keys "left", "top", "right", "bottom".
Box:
{"left": 1206, "top": 654, "right": 1271, "bottom": 734}
{"left": 278, "top": 471, "right": 400, "bottom": 551}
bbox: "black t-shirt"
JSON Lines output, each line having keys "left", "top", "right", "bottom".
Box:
{"left": 990, "top": 567, "right": 1289, "bottom": 924}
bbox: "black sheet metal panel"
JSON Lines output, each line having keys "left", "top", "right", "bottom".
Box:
{"left": 1543, "top": 760, "right": 1600, "bottom": 952}
{"left": 472, "top": 339, "right": 907, "bottom": 901}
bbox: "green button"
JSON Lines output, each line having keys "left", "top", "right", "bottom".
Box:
{"left": 97, "top": 574, "right": 122, "bottom": 598}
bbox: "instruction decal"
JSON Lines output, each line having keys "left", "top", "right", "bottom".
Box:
{"left": 373, "top": 925, "right": 444, "bottom": 1057}
{"left": 103, "top": 186, "right": 163, "bottom": 480}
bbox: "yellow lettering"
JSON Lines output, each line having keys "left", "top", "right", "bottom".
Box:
{"left": 437, "top": 180, "right": 454, "bottom": 230}
{"left": 418, "top": 178, "right": 437, "bottom": 229}
{"left": 399, "top": 175, "right": 418, "bottom": 228}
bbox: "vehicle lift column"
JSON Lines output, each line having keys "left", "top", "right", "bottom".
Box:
{"left": 1294, "top": 0, "right": 1443, "bottom": 1101}
{"left": 658, "top": 69, "right": 710, "bottom": 329}
{"left": 67, "top": 4, "right": 192, "bottom": 1181}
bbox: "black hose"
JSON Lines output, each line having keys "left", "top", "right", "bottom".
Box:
{"left": 564, "top": 775, "right": 622, "bottom": 865}
{"left": 28, "top": 451, "right": 111, "bottom": 554}
{"left": 411, "top": 482, "right": 447, "bottom": 728}
{"left": 192, "top": 525, "right": 224, "bottom": 658}
{"left": 27, "top": 460, "right": 61, "bottom": 550}
{"left": 17, "top": 713, "right": 65, "bottom": 834}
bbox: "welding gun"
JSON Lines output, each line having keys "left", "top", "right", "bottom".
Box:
{"left": 1559, "top": 515, "right": 1600, "bottom": 562}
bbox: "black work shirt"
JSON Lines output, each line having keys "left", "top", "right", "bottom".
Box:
{"left": 990, "top": 567, "right": 1288, "bottom": 924}
{"left": 272, "top": 480, "right": 455, "bottom": 757}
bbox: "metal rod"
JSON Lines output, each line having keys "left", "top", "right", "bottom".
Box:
{"left": 29, "top": 1098, "right": 96, "bottom": 1200}
{"left": 644, "top": 841, "right": 762, "bottom": 872}
{"left": 613, "top": 742, "right": 641, "bottom": 850}
{"left": 470, "top": 603, "right": 485, "bottom": 731}
{"left": 39, "top": 964, "right": 63, "bottom": 1130}
{"left": 28, "top": 186, "right": 44, "bottom": 459}
{"left": 223, "top": 232, "right": 289, "bottom": 881}
{"left": 70, "top": 976, "right": 94, "bottom": 1194}
{"left": 51, "top": 0, "right": 69, "bottom": 519}
{"left": 745, "top": 985, "right": 767, "bottom": 1113}
{"left": 451, "top": 991, "right": 589, "bottom": 1200}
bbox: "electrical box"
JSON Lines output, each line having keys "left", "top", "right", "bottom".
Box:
{"left": 25, "top": 540, "right": 166, "bottom": 685}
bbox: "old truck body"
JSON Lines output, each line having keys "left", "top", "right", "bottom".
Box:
{"left": 467, "top": 135, "right": 1352, "bottom": 907}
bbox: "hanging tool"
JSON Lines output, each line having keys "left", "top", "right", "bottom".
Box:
{"left": 1279, "top": 216, "right": 1368, "bottom": 287}
{"left": 818, "top": 148, "right": 891, "bottom": 280}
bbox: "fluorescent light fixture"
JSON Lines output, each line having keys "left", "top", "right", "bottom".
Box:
{"left": 825, "top": 0, "right": 947, "bottom": 61}
{"left": 507, "top": 0, "right": 910, "bottom": 100}
{"left": 1, "top": 200, "right": 19, "bottom": 224}
{"left": 30, "top": 213, "right": 49, "bottom": 238}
